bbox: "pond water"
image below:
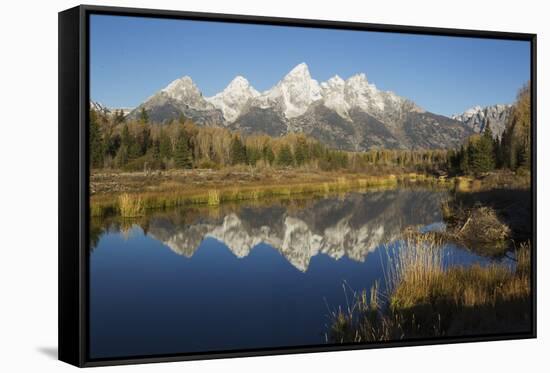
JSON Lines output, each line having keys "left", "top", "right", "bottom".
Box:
{"left": 89, "top": 188, "right": 507, "bottom": 359}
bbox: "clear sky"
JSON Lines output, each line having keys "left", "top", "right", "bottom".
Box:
{"left": 90, "top": 14, "right": 530, "bottom": 117}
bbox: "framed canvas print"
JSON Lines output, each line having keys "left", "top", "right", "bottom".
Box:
{"left": 58, "top": 4, "right": 536, "bottom": 367}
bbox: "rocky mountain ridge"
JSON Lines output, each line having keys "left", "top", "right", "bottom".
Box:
{"left": 116, "top": 63, "right": 514, "bottom": 149}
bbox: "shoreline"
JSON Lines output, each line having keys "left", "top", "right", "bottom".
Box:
{"left": 90, "top": 169, "right": 450, "bottom": 217}
{"left": 90, "top": 168, "right": 530, "bottom": 218}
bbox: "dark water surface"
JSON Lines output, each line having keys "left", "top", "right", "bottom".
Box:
{"left": 89, "top": 189, "right": 504, "bottom": 359}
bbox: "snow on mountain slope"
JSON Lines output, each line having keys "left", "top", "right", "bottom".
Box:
{"left": 127, "top": 76, "right": 224, "bottom": 125}
{"left": 320, "top": 75, "right": 350, "bottom": 119}
{"left": 161, "top": 76, "right": 215, "bottom": 111}
{"left": 206, "top": 76, "right": 259, "bottom": 123}
{"left": 255, "top": 62, "right": 322, "bottom": 119}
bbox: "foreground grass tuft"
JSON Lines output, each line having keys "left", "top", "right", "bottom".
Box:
{"left": 207, "top": 189, "right": 221, "bottom": 206}
{"left": 330, "top": 237, "right": 531, "bottom": 342}
{"left": 118, "top": 193, "right": 145, "bottom": 217}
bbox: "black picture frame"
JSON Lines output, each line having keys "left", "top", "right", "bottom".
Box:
{"left": 59, "top": 4, "right": 537, "bottom": 367}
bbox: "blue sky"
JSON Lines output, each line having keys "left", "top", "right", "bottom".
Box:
{"left": 90, "top": 14, "right": 530, "bottom": 116}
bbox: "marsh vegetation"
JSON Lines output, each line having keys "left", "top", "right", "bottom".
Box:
{"left": 329, "top": 236, "right": 531, "bottom": 342}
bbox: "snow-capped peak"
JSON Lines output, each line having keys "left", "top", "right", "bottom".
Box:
{"left": 226, "top": 75, "right": 256, "bottom": 91}
{"left": 260, "top": 62, "right": 322, "bottom": 119}
{"left": 207, "top": 76, "right": 260, "bottom": 123}
{"left": 320, "top": 75, "right": 350, "bottom": 118}
{"left": 162, "top": 76, "right": 196, "bottom": 95}
{"left": 461, "top": 105, "right": 483, "bottom": 117}
{"left": 90, "top": 100, "right": 110, "bottom": 114}
{"left": 322, "top": 75, "right": 345, "bottom": 88}
{"left": 284, "top": 62, "right": 311, "bottom": 79}
{"left": 343, "top": 72, "right": 387, "bottom": 112}
{"left": 347, "top": 72, "right": 368, "bottom": 86}
{"left": 160, "top": 76, "right": 214, "bottom": 111}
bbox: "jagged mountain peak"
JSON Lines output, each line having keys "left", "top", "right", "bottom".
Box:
{"left": 207, "top": 76, "right": 260, "bottom": 123}
{"left": 262, "top": 62, "right": 322, "bottom": 119}
{"left": 461, "top": 105, "right": 483, "bottom": 117}
{"left": 90, "top": 100, "right": 110, "bottom": 115}
{"left": 157, "top": 75, "right": 217, "bottom": 113}
{"left": 285, "top": 62, "right": 310, "bottom": 77}
{"left": 322, "top": 75, "right": 345, "bottom": 87}
{"left": 452, "top": 104, "right": 512, "bottom": 138}
{"left": 347, "top": 72, "right": 368, "bottom": 85}
{"left": 162, "top": 76, "right": 200, "bottom": 96}
{"left": 227, "top": 75, "right": 254, "bottom": 89}
{"left": 127, "top": 75, "right": 223, "bottom": 125}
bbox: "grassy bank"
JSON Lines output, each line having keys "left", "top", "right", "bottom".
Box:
{"left": 330, "top": 235, "right": 531, "bottom": 342}
{"left": 452, "top": 170, "right": 530, "bottom": 192}
{"left": 90, "top": 169, "right": 448, "bottom": 217}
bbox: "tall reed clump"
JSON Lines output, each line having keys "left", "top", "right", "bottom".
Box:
{"left": 329, "top": 234, "right": 532, "bottom": 342}
{"left": 90, "top": 203, "right": 106, "bottom": 217}
{"left": 118, "top": 193, "right": 145, "bottom": 217}
{"left": 387, "top": 234, "right": 445, "bottom": 310}
{"left": 207, "top": 189, "right": 221, "bottom": 206}
{"left": 455, "top": 176, "right": 473, "bottom": 192}
{"left": 329, "top": 282, "right": 394, "bottom": 343}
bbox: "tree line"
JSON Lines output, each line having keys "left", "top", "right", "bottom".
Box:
{"left": 447, "top": 83, "right": 531, "bottom": 175}
{"left": 89, "top": 110, "right": 448, "bottom": 173}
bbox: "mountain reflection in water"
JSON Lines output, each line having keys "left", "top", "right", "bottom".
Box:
{"left": 94, "top": 189, "right": 445, "bottom": 271}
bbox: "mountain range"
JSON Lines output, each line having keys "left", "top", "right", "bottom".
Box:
{"left": 98, "top": 63, "right": 511, "bottom": 150}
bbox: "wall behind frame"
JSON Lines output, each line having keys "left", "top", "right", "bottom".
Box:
{"left": 0, "top": 0, "right": 547, "bottom": 372}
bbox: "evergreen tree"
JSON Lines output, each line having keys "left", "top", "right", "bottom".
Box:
{"left": 104, "top": 133, "right": 121, "bottom": 159}
{"left": 114, "top": 109, "right": 125, "bottom": 124}
{"left": 262, "top": 143, "right": 275, "bottom": 165}
{"left": 152, "top": 139, "right": 161, "bottom": 161}
{"left": 174, "top": 131, "right": 192, "bottom": 169}
{"left": 115, "top": 145, "right": 129, "bottom": 167}
{"left": 138, "top": 126, "right": 151, "bottom": 155}
{"left": 294, "top": 137, "right": 309, "bottom": 166}
{"left": 246, "top": 147, "right": 261, "bottom": 166}
{"left": 471, "top": 127, "right": 495, "bottom": 174}
{"left": 121, "top": 124, "right": 131, "bottom": 148}
{"left": 89, "top": 110, "right": 104, "bottom": 168}
{"left": 150, "top": 139, "right": 161, "bottom": 168}
{"left": 139, "top": 108, "right": 149, "bottom": 124}
{"left": 159, "top": 130, "right": 172, "bottom": 160}
{"left": 230, "top": 136, "right": 247, "bottom": 165}
{"left": 458, "top": 145, "right": 470, "bottom": 174}
{"left": 128, "top": 142, "right": 142, "bottom": 160}
{"left": 277, "top": 144, "right": 294, "bottom": 166}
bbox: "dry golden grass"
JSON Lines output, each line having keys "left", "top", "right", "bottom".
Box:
{"left": 387, "top": 234, "right": 445, "bottom": 309}
{"left": 207, "top": 189, "right": 221, "bottom": 206}
{"left": 91, "top": 170, "right": 441, "bottom": 217}
{"left": 330, "top": 237, "right": 531, "bottom": 343}
{"left": 117, "top": 193, "right": 145, "bottom": 217}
